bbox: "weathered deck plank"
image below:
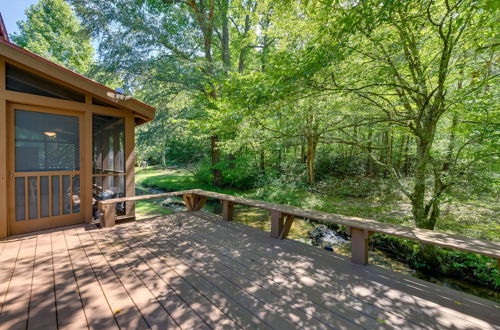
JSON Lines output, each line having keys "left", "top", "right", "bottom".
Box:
{"left": 84, "top": 227, "right": 180, "bottom": 329}
{"left": 51, "top": 230, "right": 88, "bottom": 330}
{"left": 74, "top": 228, "right": 149, "bottom": 329}
{"left": 27, "top": 232, "right": 57, "bottom": 330}
{"left": 0, "top": 211, "right": 498, "bottom": 330}
{"left": 199, "top": 211, "right": 500, "bottom": 320}
{"left": 117, "top": 228, "right": 271, "bottom": 329}
{"left": 0, "top": 239, "right": 21, "bottom": 316}
{"left": 121, "top": 225, "right": 332, "bottom": 330}
{"left": 63, "top": 228, "right": 118, "bottom": 330}
{"left": 0, "top": 236, "right": 36, "bottom": 330}
{"left": 185, "top": 211, "right": 497, "bottom": 329}
{"left": 95, "top": 228, "right": 212, "bottom": 329}
{"left": 118, "top": 233, "right": 240, "bottom": 329}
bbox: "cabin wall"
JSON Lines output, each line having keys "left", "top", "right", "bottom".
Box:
{"left": 0, "top": 55, "right": 142, "bottom": 237}
{"left": 0, "top": 57, "right": 7, "bottom": 238}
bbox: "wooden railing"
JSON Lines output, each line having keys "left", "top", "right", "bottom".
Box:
{"left": 99, "top": 189, "right": 500, "bottom": 267}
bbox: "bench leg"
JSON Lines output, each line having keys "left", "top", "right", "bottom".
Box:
{"left": 223, "top": 200, "right": 234, "bottom": 221}
{"left": 349, "top": 227, "right": 370, "bottom": 265}
{"left": 280, "top": 215, "right": 295, "bottom": 239}
{"left": 270, "top": 210, "right": 284, "bottom": 238}
{"left": 101, "top": 203, "right": 116, "bottom": 228}
{"left": 183, "top": 194, "right": 207, "bottom": 211}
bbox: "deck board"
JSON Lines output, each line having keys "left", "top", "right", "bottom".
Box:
{"left": 184, "top": 212, "right": 495, "bottom": 329}
{"left": 0, "top": 238, "right": 21, "bottom": 315}
{"left": 95, "top": 228, "right": 211, "bottom": 329}
{"left": 51, "top": 230, "right": 88, "bottom": 329}
{"left": 200, "top": 211, "right": 500, "bottom": 322}
{"left": 86, "top": 227, "right": 180, "bottom": 329}
{"left": 63, "top": 228, "right": 119, "bottom": 330}
{"left": 74, "top": 228, "right": 149, "bottom": 329}
{"left": 27, "top": 232, "right": 57, "bottom": 330}
{"left": 121, "top": 226, "right": 327, "bottom": 330}
{"left": 0, "top": 236, "right": 37, "bottom": 330}
{"left": 0, "top": 211, "right": 498, "bottom": 330}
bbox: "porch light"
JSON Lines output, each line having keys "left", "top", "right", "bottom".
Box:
{"left": 44, "top": 131, "right": 57, "bottom": 137}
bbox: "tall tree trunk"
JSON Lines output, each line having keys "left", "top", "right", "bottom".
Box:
{"left": 238, "top": 13, "right": 251, "bottom": 73}
{"left": 442, "top": 113, "right": 458, "bottom": 171}
{"left": 411, "top": 119, "right": 439, "bottom": 230}
{"left": 366, "top": 121, "right": 373, "bottom": 175}
{"left": 306, "top": 136, "right": 318, "bottom": 185}
{"left": 220, "top": 0, "right": 230, "bottom": 69}
{"left": 260, "top": 149, "right": 265, "bottom": 174}
{"left": 211, "top": 135, "right": 222, "bottom": 186}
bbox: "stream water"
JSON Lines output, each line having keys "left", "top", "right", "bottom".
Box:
{"left": 137, "top": 185, "right": 500, "bottom": 303}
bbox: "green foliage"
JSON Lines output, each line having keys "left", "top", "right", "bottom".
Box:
{"left": 371, "top": 235, "right": 500, "bottom": 290}
{"left": 195, "top": 157, "right": 261, "bottom": 189}
{"left": 11, "top": 0, "right": 94, "bottom": 73}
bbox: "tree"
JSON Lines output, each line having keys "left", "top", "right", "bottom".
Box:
{"left": 69, "top": 0, "right": 265, "bottom": 186}
{"left": 220, "top": 0, "right": 498, "bottom": 233}
{"left": 11, "top": 0, "right": 94, "bottom": 74}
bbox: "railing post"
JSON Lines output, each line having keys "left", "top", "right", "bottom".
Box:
{"left": 223, "top": 200, "right": 234, "bottom": 221}
{"left": 348, "top": 227, "right": 372, "bottom": 265}
{"left": 270, "top": 210, "right": 284, "bottom": 238}
{"left": 101, "top": 203, "right": 116, "bottom": 228}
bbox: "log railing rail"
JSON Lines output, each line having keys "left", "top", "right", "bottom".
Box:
{"left": 99, "top": 189, "right": 500, "bottom": 266}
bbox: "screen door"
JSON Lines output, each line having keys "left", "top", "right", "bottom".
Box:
{"left": 8, "top": 104, "right": 84, "bottom": 234}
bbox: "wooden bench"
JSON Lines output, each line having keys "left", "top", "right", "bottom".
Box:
{"left": 99, "top": 189, "right": 500, "bottom": 267}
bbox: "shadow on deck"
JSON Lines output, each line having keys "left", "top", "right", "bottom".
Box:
{"left": 0, "top": 211, "right": 498, "bottom": 329}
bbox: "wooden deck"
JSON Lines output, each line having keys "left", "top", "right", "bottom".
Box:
{"left": 0, "top": 211, "right": 499, "bottom": 330}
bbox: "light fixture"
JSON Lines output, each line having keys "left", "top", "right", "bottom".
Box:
{"left": 106, "top": 87, "right": 131, "bottom": 101}
{"left": 44, "top": 131, "right": 57, "bottom": 137}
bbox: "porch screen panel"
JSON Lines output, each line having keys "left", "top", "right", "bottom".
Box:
{"left": 15, "top": 110, "right": 80, "bottom": 172}
{"left": 28, "top": 176, "right": 38, "bottom": 219}
{"left": 72, "top": 175, "right": 80, "bottom": 213}
{"left": 40, "top": 176, "right": 50, "bottom": 217}
{"left": 52, "top": 176, "right": 61, "bottom": 216}
{"left": 92, "top": 114, "right": 125, "bottom": 219}
{"left": 15, "top": 177, "right": 25, "bottom": 221}
{"left": 62, "top": 175, "right": 71, "bottom": 215}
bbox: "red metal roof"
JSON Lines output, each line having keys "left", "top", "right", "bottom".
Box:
{"left": 0, "top": 13, "right": 9, "bottom": 42}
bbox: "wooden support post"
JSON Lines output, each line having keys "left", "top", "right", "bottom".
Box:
{"left": 100, "top": 203, "right": 116, "bottom": 228}
{"left": 193, "top": 195, "right": 207, "bottom": 211}
{"left": 270, "top": 210, "right": 284, "bottom": 238}
{"left": 280, "top": 215, "right": 295, "bottom": 239}
{"left": 183, "top": 194, "right": 207, "bottom": 211}
{"left": 348, "top": 227, "right": 372, "bottom": 265}
{"left": 223, "top": 200, "right": 234, "bottom": 221}
{"left": 182, "top": 194, "right": 193, "bottom": 210}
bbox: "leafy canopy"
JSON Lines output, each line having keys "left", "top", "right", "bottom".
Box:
{"left": 11, "top": 0, "right": 94, "bottom": 74}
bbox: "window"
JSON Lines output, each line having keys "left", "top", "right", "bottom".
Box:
{"left": 92, "top": 97, "right": 119, "bottom": 108}
{"left": 15, "top": 110, "right": 80, "bottom": 172}
{"left": 6, "top": 63, "right": 85, "bottom": 102}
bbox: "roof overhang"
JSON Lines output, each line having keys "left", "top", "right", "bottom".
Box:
{"left": 0, "top": 39, "right": 156, "bottom": 124}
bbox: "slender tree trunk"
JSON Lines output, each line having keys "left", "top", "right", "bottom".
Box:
{"left": 238, "top": 13, "right": 251, "bottom": 73}
{"left": 442, "top": 113, "right": 458, "bottom": 171}
{"left": 211, "top": 135, "right": 222, "bottom": 186}
{"left": 306, "top": 136, "right": 318, "bottom": 185}
{"left": 260, "top": 149, "right": 265, "bottom": 174}
{"left": 220, "top": 0, "right": 230, "bottom": 69}
{"left": 366, "top": 121, "right": 373, "bottom": 175}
